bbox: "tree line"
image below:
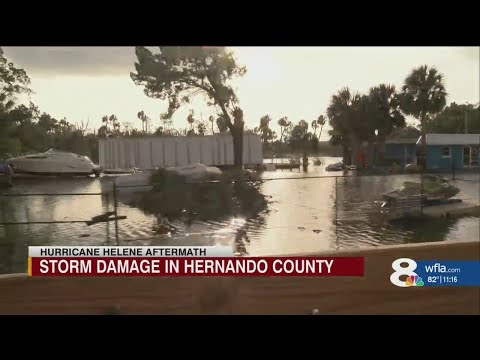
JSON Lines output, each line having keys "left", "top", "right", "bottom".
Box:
{"left": 1, "top": 46, "right": 479, "bottom": 166}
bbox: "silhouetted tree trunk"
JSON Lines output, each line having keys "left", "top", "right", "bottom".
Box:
{"left": 231, "top": 126, "right": 244, "bottom": 167}
{"left": 343, "top": 146, "right": 350, "bottom": 165}
{"left": 366, "top": 140, "right": 375, "bottom": 168}
{"left": 350, "top": 135, "right": 360, "bottom": 166}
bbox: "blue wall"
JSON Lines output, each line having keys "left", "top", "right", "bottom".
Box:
{"left": 426, "top": 145, "right": 463, "bottom": 170}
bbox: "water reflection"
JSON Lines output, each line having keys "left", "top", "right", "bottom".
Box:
{"left": 0, "top": 157, "right": 479, "bottom": 274}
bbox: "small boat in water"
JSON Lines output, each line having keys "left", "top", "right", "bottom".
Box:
{"left": 166, "top": 163, "right": 222, "bottom": 180}
{"left": 6, "top": 149, "right": 102, "bottom": 178}
{"left": 108, "top": 163, "right": 223, "bottom": 194}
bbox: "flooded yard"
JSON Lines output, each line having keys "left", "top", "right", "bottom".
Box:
{"left": 0, "top": 156, "right": 479, "bottom": 274}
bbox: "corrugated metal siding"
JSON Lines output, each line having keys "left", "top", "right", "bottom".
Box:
{"left": 99, "top": 134, "right": 263, "bottom": 170}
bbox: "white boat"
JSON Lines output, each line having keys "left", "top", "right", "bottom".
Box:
{"left": 6, "top": 149, "right": 102, "bottom": 177}
{"left": 109, "top": 163, "right": 223, "bottom": 194}
{"left": 166, "top": 163, "right": 222, "bottom": 181}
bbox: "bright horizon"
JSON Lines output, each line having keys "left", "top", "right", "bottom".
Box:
{"left": 3, "top": 46, "right": 479, "bottom": 140}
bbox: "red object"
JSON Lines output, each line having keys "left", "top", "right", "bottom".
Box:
{"left": 357, "top": 151, "right": 366, "bottom": 168}
{"left": 29, "top": 257, "right": 364, "bottom": 277}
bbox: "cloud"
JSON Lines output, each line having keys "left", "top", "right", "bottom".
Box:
{"left": 2, "top": 47, "right": 137, "bottom": 76}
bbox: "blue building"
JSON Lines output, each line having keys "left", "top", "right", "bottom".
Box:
{"left": 382, "top": 138, "right": 418, "bottom": 167}
{"left": 420, "top": 134, "right": 480, "bottom": 171}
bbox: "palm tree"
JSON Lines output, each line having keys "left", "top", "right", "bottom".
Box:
{"left": 101, "top": 115, "right": 109, "bottom": 133}
{"left": 137, "top": 111, "right": 145, "bottom": 132}
{"left": 278, "top": 116, "right": 288, "bottom": 142}
{"left": 368, "top": 84, "right": 405, "bottom": 164}
{"left": 399, "top": 66, "right": 447, "bottom": 167}
{"left": 317, "top": 115, "right": 326, "bottom": 141}
{"left": 327, "top": 87, "right": 365, "bottom": 165}
{"left": 311, "top": 119, "right": 318, "bottom": 136}
{"left": 137, "top": 111, "right": 151, "bottom": 133}
{"left": 255, "top": 115, "right": 272, "bottom": 144}
{"left": 109, "top": 114, "right": 120, "bottom": 135}
{"left": 187, "top": 111, "right": 195, "bottom": 132}
{"left": 209, "top": 115, "right": 215, "bottom": 134}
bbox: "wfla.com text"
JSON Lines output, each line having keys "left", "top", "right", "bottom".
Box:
{"left": 424, "top": 263, "right": 461, "bottom": 273}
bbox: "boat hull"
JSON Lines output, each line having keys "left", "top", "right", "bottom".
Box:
{"left": 6, "top": 151, "right": 102, "bottom": 178}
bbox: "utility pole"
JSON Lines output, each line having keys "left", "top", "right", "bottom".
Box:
{"left": 465, "top": 110, "right": 468, "bottom": 134}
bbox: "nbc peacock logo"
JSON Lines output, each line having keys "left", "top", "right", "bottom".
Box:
{"left": 405, "top": 275, "right": 424, "bottom": 287}
{"left": 390, "top": 258, "right": 425, "bottom": 288}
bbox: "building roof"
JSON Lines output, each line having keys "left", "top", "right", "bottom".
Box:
{"left": 416, "top": 134, "right": 480, "bottom": 146}
{"left": 385, "top": 138, "right": 418, "bottom": 144}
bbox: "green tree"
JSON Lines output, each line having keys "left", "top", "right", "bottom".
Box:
{"left": 0, "top": 51, "right": 32, "bottom": 106}
{"left": 400, "top": 65, "right": 447, "bottom": 166}
{"left": 327, "top": 88, "right": 369, "bottom": 165}
{"left": 368, "top": 84, "right": 406, "bottom": 163}
{"left": 288, "top": 120, "right": 310, "bottom": 153}
{"left": 216, "top": 116, "right": 229, "bottom": 133}
{"left": 130, "top": 46, "right": 247, "bottom": 167}
{"left": 0, "top": 50, "right": 33, "bottom": 157}
{"left": 426, "top": 102, "right": 480, "bottom": 134}
{"left": 388, "top": 125, "right": 421, "bottom": 140}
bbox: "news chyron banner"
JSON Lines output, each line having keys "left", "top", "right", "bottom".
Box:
{"left": 27, "top": 246, "right": 365, "bottom": 277}
{"left": 390, "top": 258, "right": 480, "bottom": 287}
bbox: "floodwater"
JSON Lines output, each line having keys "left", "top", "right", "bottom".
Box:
{"left": 0, "top": 157, "right": 479, "bottom": 274}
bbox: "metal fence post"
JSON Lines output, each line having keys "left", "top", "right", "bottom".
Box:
{"left": 105, "top": 192, "right": 110, "bottom": 243}
{"left": 113, "top": 182, "right": 119, "bottom": 245}
{"left": 335, "top": 176, "right": 338, "bottom": 246}
{"left": 452, "top": 158, "right": 455, "bottom": 180}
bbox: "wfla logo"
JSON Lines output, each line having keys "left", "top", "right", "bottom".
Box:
{"left": 390, "top": 258, "right": 424, "bottom": 287}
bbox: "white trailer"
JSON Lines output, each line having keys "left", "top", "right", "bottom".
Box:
{"left": 99, "top": 133, "right": 263, "bottom": 171}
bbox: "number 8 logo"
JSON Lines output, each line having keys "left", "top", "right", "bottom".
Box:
{"left": 390, "top": 258, "right": 418, "bottom": 287}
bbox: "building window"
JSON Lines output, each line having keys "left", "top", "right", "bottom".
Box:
{"left": 442, "top": 146, "right": 451, "bottom": 157}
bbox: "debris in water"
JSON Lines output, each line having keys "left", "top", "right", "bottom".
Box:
{"left": 313, "top": 229, "right": 321, "bottom": 234}
{"left": 79, "top": 234, "right": 90, "bottom": 238}
{"left": 297, "top": 226, "right": 306, "bottom": 230}
{"left": 152, "top": 221, "right": 177, "bottom": 234}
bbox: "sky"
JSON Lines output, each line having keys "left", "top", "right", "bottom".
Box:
{"left": 3, "top": 46, "right": 479, "bottom": 141}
